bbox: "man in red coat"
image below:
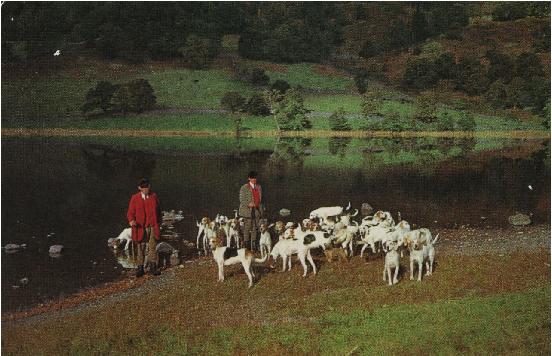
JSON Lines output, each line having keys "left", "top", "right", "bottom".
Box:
{"left": 127, "top": 178, "right": 161, "bottom": 277}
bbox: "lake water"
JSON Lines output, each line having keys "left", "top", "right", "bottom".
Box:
{"left": 2, "top": 136, "right": 550, "bottom": 311}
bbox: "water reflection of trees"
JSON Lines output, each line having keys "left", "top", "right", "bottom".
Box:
{"left": 264, "top": 137, "right": 311, "bottom": 179}
{"left": 328, "top": 137, "right": 352, "bottom": 157}
{"left": 360, "top": 137, "right": 477, "bottom": 168}
{"left": 81, "top": 144, "right": 156, "bottom": 180}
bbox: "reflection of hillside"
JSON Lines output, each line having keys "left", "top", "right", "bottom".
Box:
{"left": 360, "top": 137, "right": 477, "bottom": 170}
{"left": 264, "top": 137, "right": 312, "bottom": 179}
{"left": 81, "top": 145, "right": 156, "bottom": 180}
{"left": 328, "top": 137, "right": 352, "bottom": 157}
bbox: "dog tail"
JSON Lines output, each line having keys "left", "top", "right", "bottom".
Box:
{"left": 432, "top": 234, "right": 439, "bottom": 245}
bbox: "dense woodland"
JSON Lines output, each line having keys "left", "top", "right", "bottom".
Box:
{"left": 2, "top": 2, "right": 551, "bottom": 118}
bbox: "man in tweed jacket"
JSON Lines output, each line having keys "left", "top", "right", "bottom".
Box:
{"left": 239, "top": 171, "right": 265, "bottom": 250}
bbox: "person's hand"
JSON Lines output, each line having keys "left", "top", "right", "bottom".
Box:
{"left": 248, "top": 202, "right": 255, "bottom": 208}
{"left": 129, "top": 220, "right": 136, "bottom": 227}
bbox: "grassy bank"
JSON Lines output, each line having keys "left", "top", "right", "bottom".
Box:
{"left": 2, "top": 58, "right": 547, "bottom": 134}
{"left": 2, "top": 252, "right": 549, "bottom": 355}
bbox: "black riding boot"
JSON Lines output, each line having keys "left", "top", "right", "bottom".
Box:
{"left": 150, "top": 262, "right": 161, "bottom": 276}
{"left": 135, "top": 265, "right": 145, "bottom": 278}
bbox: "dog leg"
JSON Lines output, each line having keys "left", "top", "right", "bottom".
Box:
{"left": 299, "top": 253, "right": 308, "bottom": 277}
{"left": 288, "top": 255, "right": 292, "bottom": 271}
{"left": 393, "top": 265, "right": 399, "bottom": 285}
{"left": 425, "top": 260, "right": 430, "bottom": 276}
{"left": 410, "top": 259, "right": 414, "bottom": 280}
{"left": 281, "top": 255, "right": 288, "bottom": 272}
{"left": 360, "top": 244, "right": 368, "bottom": 258}
{"left": 243, "top": 261, "right": 254, "bottom": 288}
{"left": 383, "top": 264, "right": 387, "bottom": 282}
{"left": 417, "top": 261, "right": 422, "bottom": 282}
{"left": 307, "top": 250, "right": 317, "bottom": 275}
{"left": 218, "top": 262, "right": 225, "bottom": 282}
{"left": 387, "top": 267, "right": 393, "bottom": 286}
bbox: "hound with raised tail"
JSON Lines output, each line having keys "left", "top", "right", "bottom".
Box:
{"left": 209, "top": 236, "right": 268, "bottom": 287}
{"left": 309, "top": 202, "right": 351, "bottom": 225}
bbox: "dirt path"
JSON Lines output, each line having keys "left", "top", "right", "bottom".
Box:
{"left": 2, "top": 224, "right": 549, "bottom": 325}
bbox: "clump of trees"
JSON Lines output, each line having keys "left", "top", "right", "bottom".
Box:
{"left": 220, "top": 91, "right": 271, "bottom": 116}
{"left": 178, "top": 35, "right": 220, "bottom": 69}
{"left": 492, "top": 2, "right": 550, "bottom": 21}
{"left": 233, "top": 63, "right": 270, "bottom": 86}
{"left": 328, "top": 107, "right": 351, "bottom": 131}
{"left": 403, "top": 48, "right": 549, "bottom": 116}
{"left": 220, "top": 92, "right": 245, "bottom": 113}
{"left": 264, "top": 88, "right": 311, "bottom": 131}
{"left": 82, "top": 79, "right": 156, "bottom": 115}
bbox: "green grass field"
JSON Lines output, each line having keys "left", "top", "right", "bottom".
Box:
{"left": 3, "top": 251, "right": 550, "bottom": 355}
{"left": 1, "top": 59, "right": 547, "bottom": 133}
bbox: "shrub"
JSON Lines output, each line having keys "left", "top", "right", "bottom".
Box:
{"left": 543, "top": 101, "right": 551, "bottom": 128}
{"left": 235, "top": 64, "right": 270, "bottom": 86}
{"left": 455, "top": 57, "right": 489, "bottom": 95}
{"left": 243, "top": 93, "right": 270, "bottom": 116}
{"left": 413, "top": 94, "right": 439, "bottom": 124}
{"left": 81, "top": 81, "right": 118, "bottom": 114}
{"left": 220, "top": 92, "right": 245, "bottom": 113}
{"left": 178, "top": 35, "right": 220, "bottom": 69}
{"left": 420, "top": 41, "right": 445, "bottom": 60}
{"left": 521, "top": 76, "right": 550, "bottom": 114}
{"left": 110, "top": 85, "right": 132, "bottom": 114}
{"left": 505, "top": 77, "right": 529, "bottom": 109}
{"left": 436, "top": 111, "right": 455, "bottom": 131}
{"left": 363, "top": 110, "right": 422, "bottom": 132}
{"left": 485, "top": 50, "right": 515, "bottom": 84}
{"left": 359, "top": 40, "right": 379, "bottom": 58}
{"left": 457, "top": 111, "right": 476, "bottom": 131}
{"left": 109, "top": 79, "right": 156, "bottom": 114}
{"left": 354, "top": 70, "right": 369, "bottom": 94}
{"left": 403, "top": 57, "right": 438, "bottom": 90}
{"left": 532, "top": 24, "right": 551, "bottom": 53}
{"left": 515, "top": 52, "right": 544, "bottom": 80}
{"left": 492, "top": 2, "right": 530, "bottom": 21}
{"left": 328, "top": 107, "right": 351, "bottom": 131}
{"left": 434, "top": 52, "right": 456, "bottom": 80}
{"left": 486, "top": 80, "right": 509, "bottom": 109}
{"left": 361, "top": 91, "right": 384, "bottom": 117}
{"left": 126, "top": 79, "right": 156, "bottom": 113}
{"left": 270, "top": 80, "right": 291, "bottom": 94}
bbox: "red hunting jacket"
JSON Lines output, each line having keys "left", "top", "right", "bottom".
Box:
{"left": 127, "top": 192, "right": 161, "bottom": 242}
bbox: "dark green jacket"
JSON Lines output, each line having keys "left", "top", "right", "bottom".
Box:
{"left": 238, "top": 183, "right": 265, "bottom": 218}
